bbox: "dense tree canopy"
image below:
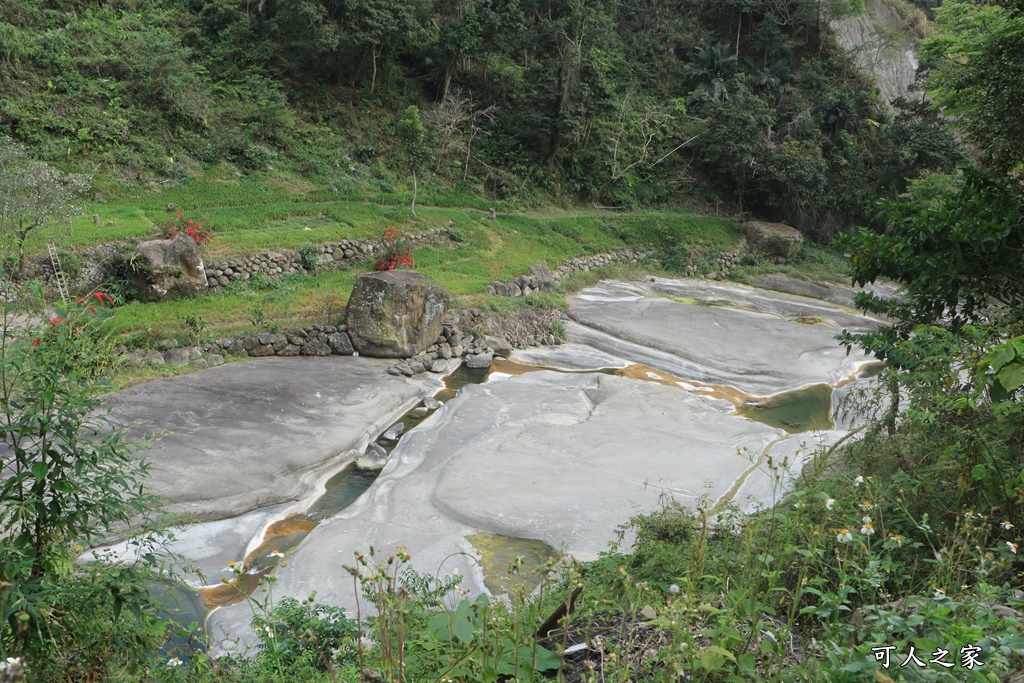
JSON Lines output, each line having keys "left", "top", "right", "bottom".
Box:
{"left": 0, "top": 0, "right": 956, "bottom": 234}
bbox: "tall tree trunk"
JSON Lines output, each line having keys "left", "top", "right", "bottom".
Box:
{"left": 411, "top": 169, "right": 418, "bottom": 216}
{"left": 370, "top": 46, "right": 379, "bottom": 97}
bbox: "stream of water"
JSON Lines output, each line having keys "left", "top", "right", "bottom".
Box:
{"left": 152, "top": 354, "right": 861, "bottom": 645}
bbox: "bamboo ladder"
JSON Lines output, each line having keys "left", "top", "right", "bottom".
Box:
{"left": 47, "top": 243, "right": 70, "bottom": 305}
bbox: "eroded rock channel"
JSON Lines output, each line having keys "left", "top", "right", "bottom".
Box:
{"left": 97, "top": 277, "right": 883, "bottom": 653}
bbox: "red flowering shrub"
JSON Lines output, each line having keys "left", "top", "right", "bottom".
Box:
{"left": 161, "top": 210, "right": 211, "bottom": 245}
{"left": 373, "top": 226, "right": 414, "bottom": 271}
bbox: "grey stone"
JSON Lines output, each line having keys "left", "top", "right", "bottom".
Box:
{"left": 301, "top": 339, "right": 333, "bottom": 356}
{"left": 408, "top": 361, "right": 426, "bottom": 375}
{"left": 528, "top": 264, "right": 557, "bottom": 291}
{"left": 741, "top": 221, "right": 803, "bottom": 262}
{"left": 429, "top": 359, "right": 449, "bottom": 373}
{"left": 191, "top": 358, "right": 209, "bottom": 369}
{"left": 257, "top": 333, "right": 284, "bottom": 347}
{"left": 124, "top": 349, "right": 147, "bottom": 368}
{"left": 465, "top": 351, "right": 494, "bottom": 369}
{"left": 345, "top": 271, "right": 451, "bottom": 358}
{"left": 637, "top": 606, "right": 657, "bottom": 622}
{"left": 278, "top": 344, "right": 301, "bottom": 357}
{"left": 144, "top": 350, "right": 165, "bottom": 366}
{"left": 133, "top": 233, "right": 209, "bottom": 302}
{"left": 164, "top": 349, "right": 190, "bottom": 366}
{"left": 422, "top": 397, "right": 441, "bottom": 411}
{"left": 249, "top": 344, "right": 276, "bottom": 357}
{"left": 242, "top": 336, "right": 260, "bottom": 351}
{"left": 327, "top": 332, "right": 354, "bottom": 355}
{"left": 355, "top": 443, "right": 389, "bottom": 470}
{"left": 226, "top": 340, "right": 246, "bottom": 356}
{"left": 484, "top": 336, "right": 513, "bottom": 359}
{"left": 207, "top": 354, "right": 225, "bottom": 366}
{"left": 382, "top": 423, "right": 405, "bottom": 441}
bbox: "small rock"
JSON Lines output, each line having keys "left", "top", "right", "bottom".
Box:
{"left": 355, "top": 443, "right": 389, "bottom": 470}
{"left": 465, "top": 351, "right": 494, "bottom": 369}
{"left": 408, "top": 406, "right": 428, "bottom": 419}
{"left": 207, "top": 354, "right": 225, "bottom": 366}
{"left": 430, "top": 359, "right": 449, "bottom": 373}
{"left": 382, "top": 423, "right": 405, "bottom": 441}
{"left": 144, "top": 350, "right": 165, "bottom": 366}
{"left": 164, "top": 348, "right": 190, "bottom": 366}
{"left": 387, "top": 365, "right": 402, "bottom": 376}
{"left": 637, "top": 605, "right": 657, "bottom": 622}
{"left": 485, "top": 336, "right": 513, "bottom": 359}
{"left": 423, "top": 397, "right": 441, "bottom": 411}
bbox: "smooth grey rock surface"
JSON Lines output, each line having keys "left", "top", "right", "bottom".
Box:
{"left": 567, "top": 279, "right": 878, "bottom": 395}
{"left": 106, "top": 357, "right": 439, "bottom": 523}
{"left": 208, "top": 371, "right": 782, "bottom": 651}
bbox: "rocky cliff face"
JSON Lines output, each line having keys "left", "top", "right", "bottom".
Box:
{"left": 831, "top": 0, "right": 920, "bottom": 103}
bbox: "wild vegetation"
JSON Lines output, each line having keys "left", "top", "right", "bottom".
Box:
{"left": 1, "top": 0, "right": 959, "bottom": 238}
{"left": 1, "top": 0, "right": 1023, "bottom": 680}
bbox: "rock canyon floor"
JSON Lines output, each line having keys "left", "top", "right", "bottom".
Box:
{"left": 98, "top": 277, "right": 885, "bottom": 653}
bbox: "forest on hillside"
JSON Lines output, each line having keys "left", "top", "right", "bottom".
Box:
{"left": 0, "top": 0, "right": 964, "bottom": 237}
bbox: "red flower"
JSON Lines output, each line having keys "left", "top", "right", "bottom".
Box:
{"left": 50, "top": 316, "right": 65, "bottom": 325}
{"left": 93, "top": 291, "right": 113, "bottom": 306}
{"left": 33, "top": 338, "right": 40, "bottom": 347}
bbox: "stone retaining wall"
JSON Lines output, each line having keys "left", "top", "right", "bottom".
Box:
{"left": 117, "top": 311, "right": 563, "bottom": 376}
{"left": 203, "top": 229, "right": 447, "bottom": 290}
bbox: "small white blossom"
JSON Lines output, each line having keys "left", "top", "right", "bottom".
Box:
{"left": 861, "top": 522, "right": 875, "bottom": 536}
{"left": 167, "top": 656, "right": 183, "bottom": 667}
{"left": 837, "top": 529, "right": 853, "bottom": 543}
{"left": 1001, "top": 520, "right": 1014, "bottom": 530}
{"left": 862, "top": 516, "right": 872, "bottom": 524}
{"left": 854, "top": 475, "right": 864, "bottom": 487}
{"left": 824, "top": 498, "right": 836, "bottom": 510}
{"left": 269, "top": 550, "right": 285, "bottom": 558}
{"left": 1008, "top": 542, "right": 1019, "bottom": 555}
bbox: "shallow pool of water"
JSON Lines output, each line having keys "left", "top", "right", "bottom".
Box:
{"left": 735, "top": 383, "right": 834, "bottom": 433}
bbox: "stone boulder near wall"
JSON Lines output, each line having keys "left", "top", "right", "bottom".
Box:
{"left": 133, "top": 233, "right": 209, "bottom": 302}
{"left": 346, "top": 270, "right": 450, "bottom": 358}
{"left": 741, "top": 221, "right": 803, "bottom": 262}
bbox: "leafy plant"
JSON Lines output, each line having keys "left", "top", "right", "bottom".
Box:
{"left": 0, "top": 137, "right": 91, "bottom": 278}
{"left": 161, "top": 210, "right": 211, "bottom": 245}
{"left": 0, "top": 286, "right": 159, "bottom": 668}
{"left": 298, "top": 243, "right": 320, "bottom": 272}
{"left": 373, "top": 226, "right": 414, "bottom": 272}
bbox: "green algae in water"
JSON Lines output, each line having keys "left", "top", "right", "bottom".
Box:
{"left": 305, "top": 464, "right": 380, "bottom": 521}
{"left": 736, "top": 383, "right": 834, "bottom": 433}
{"left": 468, "top": 532, "right": 557, "bottom": 595}
{"left": 436, "top": 364, "right": 491, "bottom": 402}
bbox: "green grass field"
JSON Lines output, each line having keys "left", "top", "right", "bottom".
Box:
{"left": 25, "top": 171, "right": 742, "bottom": 346}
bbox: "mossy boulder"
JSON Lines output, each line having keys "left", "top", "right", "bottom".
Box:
{"left": 345, "top": 270, "right": 450, "bottom": 358}
{"left": 742, "top": 221, "right": 803, "bottom": 262}
{"left": 133, "top": 233, "right": 209, "bottom": 302}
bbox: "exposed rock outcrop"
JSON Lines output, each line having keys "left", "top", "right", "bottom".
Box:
{"left": 742, "top": 221, "right": 803, "bottom": 262}
{"left": 346, "top": 271, "right": 451, "bottom": 358}
{"left": 133, "top": 234, "right": 209, "bottom": 302}
{"left": 831, "top": 0, "right": 921, "bottom": 103}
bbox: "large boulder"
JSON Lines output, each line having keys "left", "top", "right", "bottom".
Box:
{"left": 133, "top": 234, "right": 209, "bottom": 302}
{"left": 345, "top": 270, "right": 450, "bottom": 358}
{"left": 741, "top": 221, "right": 803, "bottom": 262}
